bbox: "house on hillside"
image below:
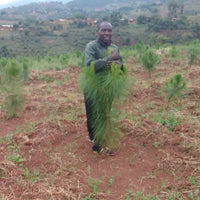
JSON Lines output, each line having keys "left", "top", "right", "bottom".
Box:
{"left": 128, "top": 18, "right": 137, "bottom": 24}
{"left": 0, "top": 25, "right": 13, "bottom": 31}
{"left": 55, "top": 19, "right": 72, "bottom": 24}
{"left": 171, "top": 18, "right": 180, "bottom": 22}
{"left": 87, "top": 18, "right": 98, "bottom": 26}
{"left": 56, "top": 19, "right": 66, "bottom": 23}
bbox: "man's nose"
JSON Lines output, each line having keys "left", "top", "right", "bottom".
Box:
{"left": 105, "top": 30, "right": 111, "bottom": 34}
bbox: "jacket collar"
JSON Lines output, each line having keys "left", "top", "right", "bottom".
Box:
{"left": 97, "top": 38, "right": 112, "bottom": 47}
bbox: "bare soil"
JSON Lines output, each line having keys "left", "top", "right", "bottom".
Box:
{"left": 0, "top": 56, "right": 199, "bottom": 200}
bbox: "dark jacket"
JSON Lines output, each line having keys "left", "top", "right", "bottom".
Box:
{"left": 85, "top": 38, "right": 123, "bottom": 73}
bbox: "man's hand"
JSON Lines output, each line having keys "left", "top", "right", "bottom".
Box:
{"left": 111, "top": 48, "right": 120, "bottom": 60}
{"left": 107, "top": 60, "right": 121, "bottom": 68}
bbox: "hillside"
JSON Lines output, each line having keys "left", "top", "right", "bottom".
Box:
{"left": 0, "top": 0, "right": 152, "bottom": 21}
{"left": 0, "top": 2, "right": 72, "bottom": 21}
{"left": 67, "top": 0, "right": 136, "bottom": 9}
{"left": 0, "top": 0, "right": 200, "bottom": 21}
{"left": 0, "top": 0, "right": 72, "bottom": 9}
{"left": 1, "top": 0, "right": 200, "bottom": 22}
{"left": 0, "top": 0, "right": 200, "bottom": 57}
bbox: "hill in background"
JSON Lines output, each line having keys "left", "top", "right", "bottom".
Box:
{"left": 0, "top": 0, "right": 200, "bottom": 21}
{"left": 0, "top": 0, "right": 200, "bottom": 57}
{"left": 0, "top": 0, "right": 72, "bottom": 9}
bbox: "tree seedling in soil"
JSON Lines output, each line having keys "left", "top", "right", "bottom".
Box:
{"left": 164, "top": 74, "right": 187, "bottom": 112}
{"left": 189, "top": 189, "right": 200, "bottom": 200}
{"left": 188, "top": 46, "right": 199, "bottom": 66}
{"left": 0, "top": 59, "right": 25, "bottom": 118}
{"left": 161, "top": 113, "right": 180, "bottom": 131}
{"left": 130, "top": 153, "right": 137, "bottom": 166}
{"left": 188, "top": 176, "right": 198, "bottom": 186}
{"left": 169, "top": 46, "right": 178, "bottom": 58}
{"left": 24, "top": 167, "right": 40, "bottom": 183}
{"left": 153, "top": 142, "right": 160, "bottom": 149}
{"left": 141, "top": 48, "right": 159, "bottom": 78}
{"left": 153, "top": 112, "right": 180, "bottom": 131}
{"left": 8, "top": 154, "right": 25, "bottom": 167}
{"left": 108, "top": 177, "right": 114, "bottom": 187}
{"left": 86, "top": 166, "right": 104, "bottom": 198}
{"left": 82, "top": 194, "right": 95, "bottom": 200}
{"left": 21, "top": 58, "right": 30, "bottom": 82}
{"left": 88, "top": 177, "right": 102, "bottom": 197}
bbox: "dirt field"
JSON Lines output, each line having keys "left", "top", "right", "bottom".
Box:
{"left": 0, "top": 53, "right": 200, "bottom": 199}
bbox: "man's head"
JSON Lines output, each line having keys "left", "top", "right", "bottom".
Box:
{"left": 97, "top": 21, "right": 112, "bottom": 45}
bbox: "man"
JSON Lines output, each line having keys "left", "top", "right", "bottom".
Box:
{"left": 84, "top": 21, "right": 123, "bottom": 153}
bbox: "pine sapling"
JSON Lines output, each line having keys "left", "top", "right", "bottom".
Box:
{"left": 0, "top": 59, "right": 25, "bottom": 118}
{"left": 169, "top": 46, "right": 178, "bottom": 58}
{"left": 188, "top": 46, "right": 199, "bottom": 66}
{"left": 22, "top": 58, "right": 30, "bottom": 82}
{"left": 164, "top": 74, "right": 187, "bottom": 111}
{"left": 141, "top": 48, "right": 159, "bottom": 78}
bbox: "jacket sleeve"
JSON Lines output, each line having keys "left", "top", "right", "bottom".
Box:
{"left": 85, "top": 42, "right": 112, "bottom": 73}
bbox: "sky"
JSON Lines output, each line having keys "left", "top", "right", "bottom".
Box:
{"left": 0, "top": 0, "right": 72, "bottom": 9}
{"left": 0, "top": 0, "right": 17, "bottom": 5}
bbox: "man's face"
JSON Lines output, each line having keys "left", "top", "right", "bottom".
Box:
{"left": 97, "top": 22, "right": 112, "bottom": 45}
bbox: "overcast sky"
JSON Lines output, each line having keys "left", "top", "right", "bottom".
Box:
{"left": 0, "top": 0, "right": 17, "bottom": 5}
{"left": 0, "top": 0, "right": 72, "bottom": 9}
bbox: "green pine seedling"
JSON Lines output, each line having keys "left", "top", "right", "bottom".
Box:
{"left": 141, "top": 48, "right": 159, "bottom": 78}
{"left": 0, "top": 57, "right": 8, "bottom": 70}
{"left": 80, "top": 62, "right": 130, "bottom": 149}
{"left": 188, "top": 46, "right": 199, "bottom": 66}
{"left": 22, "top": 59, "right": 30, "bottom": 82}
{"left": 164, "top": 74, "right": 187, "bottom": 110}
{"left": 0, "top": 59, "right": 25, "bottom": 118}
{"left": 169, "top": 46, "right": 178, "bottom": 58}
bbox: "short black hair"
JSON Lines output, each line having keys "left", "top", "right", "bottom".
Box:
{"left": 97, "top": 21, "right": 112, "bottom": 31}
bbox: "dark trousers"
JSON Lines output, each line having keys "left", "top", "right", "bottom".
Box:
{"left": 84, "top": 97, "right": 102, "bottom": 151}
{"left": 84, "top": 96, "right": 95, "bottom": 141}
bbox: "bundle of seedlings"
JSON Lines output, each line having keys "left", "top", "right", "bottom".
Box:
{"left": 80, "top": 62, "right": 130, "bottom": 150}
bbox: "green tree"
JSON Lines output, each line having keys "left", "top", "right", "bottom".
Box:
{"left": 137, "top": 15, "right": 149, "bottom": 24}
{"left": 168, "top": 0, "right": 180, "bottom": 18}
{"left": 110, "top": 11, "right": 122, "bottom": 27}
{"left": 0, "top": 46, "right": 10, "bottom": 57}
{"left": 13, "top": 24, "right": 19, "bottom": 31}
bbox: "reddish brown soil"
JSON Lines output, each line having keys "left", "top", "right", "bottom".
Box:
{"left": 0, "top": 57, "right": 199, "bottom": 200}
